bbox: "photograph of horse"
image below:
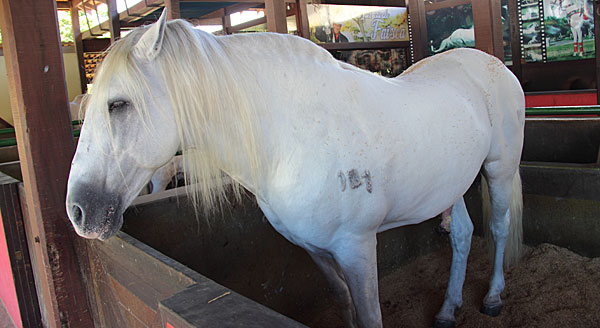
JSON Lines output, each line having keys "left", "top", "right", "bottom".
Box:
{"left": 65, "top": 11, "right": 525, "bottom": 328}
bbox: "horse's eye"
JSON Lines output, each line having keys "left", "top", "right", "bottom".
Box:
{"left": 108, "top": 100, "right": 128, "bottom": 113}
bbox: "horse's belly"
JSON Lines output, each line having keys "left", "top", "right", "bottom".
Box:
{"left": 378, "top": 107, "right": 491, "bottom": 229}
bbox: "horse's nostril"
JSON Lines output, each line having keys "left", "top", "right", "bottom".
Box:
{"left": 71, "top": 205, "right": 83, "bottom": 225}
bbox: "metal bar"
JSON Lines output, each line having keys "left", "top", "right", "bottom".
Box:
{"left": 0, "top": 129, "right": 81, "bottom": 148}
{"left": 526, "top": 106, "right": 600, "bottom": 116}
{"left": 0, "top": 121, "right": 82, "bottom": 136}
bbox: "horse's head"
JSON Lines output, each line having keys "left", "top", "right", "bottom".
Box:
{"left": 66, "top": 11, "right": 179, "bottom": 240}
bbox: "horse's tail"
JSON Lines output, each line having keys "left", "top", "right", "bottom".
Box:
{"left": 481, "top": 170, "right": 523, "bottom": 267}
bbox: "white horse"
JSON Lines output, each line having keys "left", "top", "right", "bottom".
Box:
{"left": 430, "top": 28, "right": 475, "bottom": 54}
{"left": 523, "top": 22, "right": 539, "bottom": 45}
{"left": 556, "top": 0, "right": 591, "bottom": 56}
{"left": 65, "top": 11, "right": 524, "bottom": 328}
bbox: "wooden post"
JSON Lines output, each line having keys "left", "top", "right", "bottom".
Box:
{"left": 508, "top": 0, "right": 522, "bottom": 81}
{"left": 407, "top": 0, "right": 428, "bottom": 62}
{"left": 489, "top": 0, "right": 504, "bottom": 60}
{"left": 71, "top": 1, "right": 87, "bottom": 94}
{"left": 473, "top": 0, "right": 503, "bottom": 60}
{"left": 265, "top": 0, "right": 288, "bottom": 33}
{"left": 107, "top": 0, "right": 121, "bottom": 42}
{"left": 165, "top": 0, "right": 181, "bottom": 20}
{"left": 0, "top": 1, "right": 94, "bottom": 327}
{"left": 295, "top": 0, "right": 310, "bottom": 38}
{"left": 223, "top": 15, "right": 232, "bottom": 35}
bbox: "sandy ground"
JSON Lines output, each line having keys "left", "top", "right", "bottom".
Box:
{"left": 309, "top": 237, "right": 600, "bottom": 328}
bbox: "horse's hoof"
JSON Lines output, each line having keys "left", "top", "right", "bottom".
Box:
{"left": 433, "top": 318, "right": 455, "bottom": 328}
{"left": 435, "top": 225, "right": 450, "bottom": 236}
{"left": 480, "top": 303, "right": 502, "bottom": 317}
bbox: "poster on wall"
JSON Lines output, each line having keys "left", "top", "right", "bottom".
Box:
{"left": 426, "top": 4, "right": 474, "bottom": 56}
{"left": 520, "top": 0, "right": 544, "bottom": 62}
{"left": 543, "top": 0, "right": 594, "bottom": 61}
{"left": 307, "top": 5, "right": 409, "bottom": 44}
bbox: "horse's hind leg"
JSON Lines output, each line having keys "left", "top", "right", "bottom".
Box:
{"left": 308, "top": 251, "right": 358, "bottom": 328}
{"left": 480, "top": 166, "right": 521, "bottom": 317}
{"left": 434, "top": 197, "right": 473, "bottom": 328}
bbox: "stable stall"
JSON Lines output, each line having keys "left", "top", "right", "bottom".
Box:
{"left": 1, "top": 1, "right": 600, "bottom": 328}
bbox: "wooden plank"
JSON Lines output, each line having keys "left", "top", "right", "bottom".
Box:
{"left": 489, "top": 0, "right": 503, "bottom": 60}
{"left": 90, "top": 232, "right": 201, "bottom": 293}
{"left": 0, "top": 1, "right": 94, "bottom": 327}
{"left": 295, "top": 0, "right": 309, "bottom": 38}
{"left": 265, "top": 0, "right": 287, "bottom": 33}
{"left": 108, "top": 275, "right": 162, "bottom": 327}
{"left": 86, "top": 242, "right": 128, "bottom": 328}
{"left": 188, "top": 17, "right": 223, "bottom": 26}
{"left": 165, "top": 0, "right": 181, "bottom": 19}
{"left": 472, "top": 0, "right": 495, "bottom": 55}
{"left": 230, "top": 17, "right": 267, "bottom": 32}
{"left": 107, "top": 0, "right": 121, "bottom": 42}
{"left": 159, "top": 283, "right": 307, "bottom": 328}
{"left": 223, "top": 15, "right": 232, "bottom": 34}
{"left": 57, "top": 1, "right": 72, "bottom": 10}
{"left": 82, "top": 38, "right": 111, "bottom": 52}
{"left": 407, "top": 0, "right": 428, "bottom": 62}
{"left": 224, "top": 2, "right": 262, "bottom": 15}
{"left": 71, "top": 5, "right": 87, "bottom": 94}
{"left": 0, "top": 184, "right": 42, "bottom": 327}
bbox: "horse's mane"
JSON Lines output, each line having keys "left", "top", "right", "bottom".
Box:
{"left": 87, "top": 19, "right": 263, "bottom": 214}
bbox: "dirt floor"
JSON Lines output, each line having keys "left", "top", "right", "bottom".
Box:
{"left": 308, "top": 237, "right": 600, "bottom": 328}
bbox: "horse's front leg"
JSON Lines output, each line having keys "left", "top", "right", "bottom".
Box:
{"left": 308, "top": 251, "right": 358, "bottom": 328}
{"left": 332, "top": 233, "right": 382, "bottom": 328}
{"left": 434, "top": 197, "right": 473, "bottom": 328}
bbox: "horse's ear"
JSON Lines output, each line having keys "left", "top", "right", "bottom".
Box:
{"left": 132, "top": 9, "right": 168, "bottom": 61}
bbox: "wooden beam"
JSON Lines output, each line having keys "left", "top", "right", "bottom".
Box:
{"left": 295, "top": 0, "right": 309, "bottom": 38}
{"left": 508, "top": 0, "right": 522, "bottom": 80}
{"left": 82, "top": 38, "right": 111, "bottom": 52}
{"left": 424, "top": 0, "right": 470, "bottom": 12}
{"left": 489, "top": 0, "right": 503, "bottom": 60}
{"left": 230, "top": 16, "right": 266, "bottom": 33}
{"left": 224, "top": 2, "right": 262, "bottom": 16}
{"left": 472, "top": 0, "right": 504, "bottom": 60}
{"left": 0, "top": 184, "right": 43, "bottom": 328}
{"left": 165, "top": 0, "right": 181, "bottom": 19}
{"left": 71, "top": 6, "right": 87, "bottom": 94}
{"left": 265, "top": 0, "right": 287, "bottom": 33}
{"left": 223, "top": 15, "right": 232, "bottom": 34}
{"left": 107, "top": 0, "right": 121, "bottom": 42}
{"left": 0, "top": 0, "right": 94, "bottom": 327}
{"left": 57, "top": 1, "right": 72, "bottom": 10}
{"left": 188, "top": 17, "right": 223, "bottom": 26}
{"left": 407, "top": 0, "right": 428, "bottom": 62}
{"left": 473, "top": 0, "right": 503, "bottom": 60}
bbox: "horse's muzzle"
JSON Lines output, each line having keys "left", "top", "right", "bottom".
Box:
{"left": 66, "top": 183, "right": 124, "bottom": 240}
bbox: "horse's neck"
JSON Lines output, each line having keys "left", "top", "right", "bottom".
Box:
{"left": 212, "top": 34, "right": 350, "bottom": 193}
